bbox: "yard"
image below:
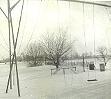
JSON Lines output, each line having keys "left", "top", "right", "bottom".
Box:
{"left": 0, "top": 60, "right": 111, "bottom": 99}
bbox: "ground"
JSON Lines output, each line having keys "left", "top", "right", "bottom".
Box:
{"left": 0, "top": 61, "right": 111, "bottom": 99}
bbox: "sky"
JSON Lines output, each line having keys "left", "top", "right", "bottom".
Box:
{"left": 0, "top": 0, "right": 111, "bottom": 59}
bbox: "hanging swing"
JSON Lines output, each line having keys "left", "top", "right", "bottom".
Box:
{"left": 87, "top": 3, "right": 97, "bottom": 81}
{"left": 68, "top": 1, "right": 77, "bottom": 73}
{"left": 82, "top": 2, "right": 97, "bottom": 81}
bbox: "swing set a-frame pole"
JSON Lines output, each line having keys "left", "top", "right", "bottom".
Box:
{"left": 10, "top": 10, "right": 20, "bottom": 96}
{"left": 7, "top": 0, "right": 12, "bottom": 89}
{"left": 5, "top": 0, "right": 24, "bottom": 97}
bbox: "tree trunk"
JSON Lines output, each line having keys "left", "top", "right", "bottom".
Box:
{"left": 103, "top": 57, "right": 106, "bottom": 66}
{"left": 54, "top": 61, "right": 59, "bottom": 68}
{"left": 105, "top": 62, "right": 106, "bottom": 66}
{"left": 54, "top": 57, "right": 60, "bottom": 68}
{"left": 34, "top": 61, "right": 36, "bottom": 66}
{"left": 55, "top": 64, "right": 59, "bottom": 68}
{"left": 33, "top": 57, "right": 37, "bottom": 66}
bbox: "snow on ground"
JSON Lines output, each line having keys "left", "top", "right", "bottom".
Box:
{"left": 0, "top": 62, "right": 111, "bottom": 99}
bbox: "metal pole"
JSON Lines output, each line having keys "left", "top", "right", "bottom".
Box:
{"left": 83, "top": 55, "right": 85, "bottom": 72}
{"left": 62, "top": 0, "right": 111, "bottom": 8}
{"left": 6, "top": 54, "right": 15, "bottom": 93}
{"left": 6, "top": 0, "right": 24, "bottom": 96}
{"left": 10, "top": 5, "right": 21, "bottom": 97}
{"left": 7, "top": 0, "right": 12, "bottom": 90}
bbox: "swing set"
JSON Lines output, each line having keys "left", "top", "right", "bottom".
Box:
{"left": 0, "top": 0, "right": 111, "bottom": 97}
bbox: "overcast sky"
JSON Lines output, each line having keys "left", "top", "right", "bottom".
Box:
{"left": 0, "top": 0, "right": 111, "bottom": 59}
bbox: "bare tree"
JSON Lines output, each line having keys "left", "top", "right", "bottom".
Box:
{"left": 24, "top": 42, "right": 44, "bottom": 66}
{"left": 96, "top": 46, "right": 110, "bottom": 66}
{"left": 41, "top": 32, "right": 73, "bottom": 68}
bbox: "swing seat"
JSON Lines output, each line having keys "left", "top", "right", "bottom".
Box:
{"left": 87, "top": 79, "right": 97, "bottom": 81}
